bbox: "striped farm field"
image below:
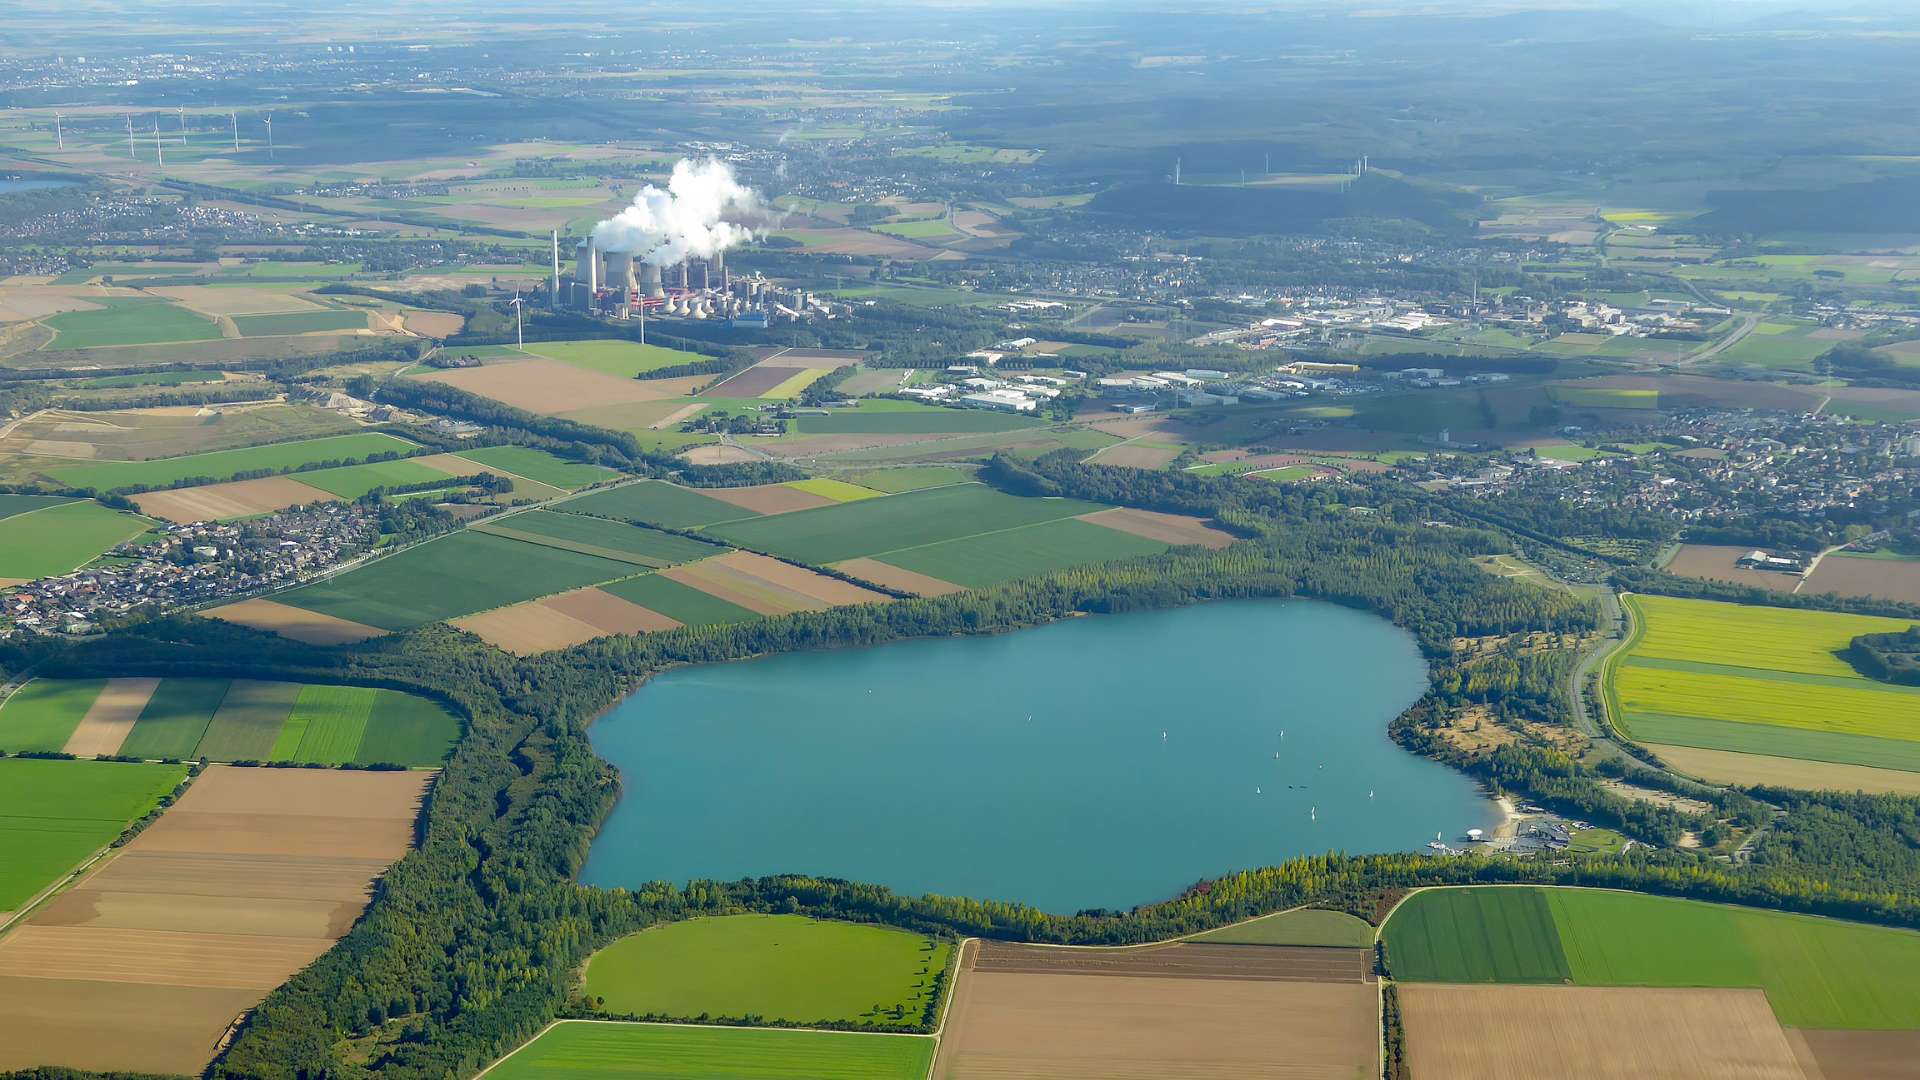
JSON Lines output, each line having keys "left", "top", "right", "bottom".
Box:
{"left": 293, "top": 458, "right": 460, "bottom": 499}
{"left": 558, "top": 481, "right": 762, "bottom": 530}
{"left": 597, "top": 573, "right": 765, "bottom": 628}
{"left": 451, "top": 446, "right": 620, "bottom": 490}
{"left": 486, "top": 1022, "right": 934, "bottom": 1080}
{"left": 0, "top": 678, "right": 458, "bottom": 766}
{"left": 703, "top": 483, "right": 1107, "bottom": 564}
{"left": 43, "top": 433, "right": 419, "bottom": 492}
{"left": 873, "top": 516, "right": 1169, "bottom": 588}
{"left": 1385, "top": 886, "right": 1920, "bottom": 1030}
{"left": 0, "top": 758, "right": 187, "bottom": 911}
{"left": 1608, "top": 595, "right": 1920, "bottom": 776}
{"left": 473, "top": 510, "right": 722, "bottom": 567}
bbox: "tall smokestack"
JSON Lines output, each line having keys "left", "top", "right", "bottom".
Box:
{"left": 680, "top": 259, "right": 690, "bottom": 291}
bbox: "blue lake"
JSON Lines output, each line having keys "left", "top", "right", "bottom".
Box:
{"left": 583, "top": 599, "right": 1498, "bottom": 913}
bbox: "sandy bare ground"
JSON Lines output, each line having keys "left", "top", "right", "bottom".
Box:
{"left": 650, "top": 402, "right": 710, "bottom": 430}
{"left": 162, "top": 765, "right": 429, "bottom": 822}
{"left": 1596, "top": 778, "right": 1714, "bottom": 815}
{"left": 933, "top": 963, "right": 1376, "bottom": 1080}
{"left": 33, "top": 888, "right": 357, "bottom": 939}
{"left": 201, "top": 597, "right": 388, "bottom": 645}
{"left": 0, "top": 289, "right": 104, "bottom": 322}
{"left": 834, "top": 558, "right": 965, "bottom": 597}
{"left": 61, "top": 677, "right": 159, "bottom": 757}
{"left": 1803, "top": 556, "right": 1920, "bottom": 605}
{"left": 453, "top": 587, "right": 679, "bottom": 655}
{"left": 1647, "top": 742, "right": 1920, "bottom": 795}
{"left": 1788, "top": 1027, "right": 1920, "bottom": 1080}
{"left": 702, "top": 483, "right": 835, "bottom": 515}
{"left": 1087, "top": 444, "right": 1181, "bottom": 469}
{"left": 411, "top": 358, "right": 693, "bottom": 414}
{"left": 148, "top": 286, "right": 319, "bottom": 317}
{"left": 131, "top": 811, "right": 416, "bottom": 860}
{"left": 971, "top": 940, "right": 1371, "bottom": 983}
{"left": 1079, "top": 507, "right": 1238, "bottom": 550}
{"left": 1665, "top": 544, "right": 1800, "bottom": 593}
{"left": 679, "top": 444, "right": 757, "bottom": 465}
{"left": 1399, "top": 985, "right": 1804, "bottom": 1080}
{"left": 83, "top": 850, "right": 391, "bottom": 904}
{"left": 134, "top": 475, "right": 340, "bottom": 522}
{"left": 0, "top": 977, "right": 260, "bottom": 1075}
{"left": 0, "top": 925, "right": 333, "bottom": 990}
{"left": 401, "top": 309, "right": 466, "bottom": 337}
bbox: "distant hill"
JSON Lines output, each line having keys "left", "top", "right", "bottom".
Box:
{"left": 1692, "top": 177, "right": 1920, "bottom": 236}
{"left": 1085, "top": 173, "right": 1478, "bottom": 236}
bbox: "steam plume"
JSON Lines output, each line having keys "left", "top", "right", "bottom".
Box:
{"left": 591, "top": 157, "right": 760, "bottom": 266}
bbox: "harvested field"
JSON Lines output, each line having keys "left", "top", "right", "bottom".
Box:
{"left": 1398, "top": 985, "right": 1805, "bottom": 1080}
{"left": 0, "top": 766, "right": 428, "bottom": 1075}
{"left": 1789, "top": 1028, "right": 1920, "bottom": 1080}
{"left": 402, "top": 309, "right": 466, "bottom": 337}
{"left": 934, "top": 946, "right": 1376, "bottom": 1080}
{"left": 702, "top": 364, "right": 809, "bottom": 398}
{"left": 132, "top": 475, "right": 338, "bottom": 522}
{"left": 410, "top": 358, "right": 694, "bottom": 414}
{"left": 970, "top": 940, "right": 1372, "bottom": 983}
{"left": 1804, "top": 554, "right": 1920, "bottom": 605}
{"left": 201, "top": 597, "right": 387, "bottom": 645}
{"left": 678, "top": 443, "right": 758, "bottom": 464}
{"left": 833, "top": 557, "right": 965, "bottom": 597}
{"left": 1087, "top": 444, "right": 1180, "bottom": 469}
{"left": 1078, "top": 507, "right": 1236, "bottom": 549}
{"left": 701, "top": 482, "right": 835, "bottom": 515}
{"left": 1190, "top": 908, "right": 1377, "bottom": 948}
{"left": 148, "top": 286, "right": 319, "bottom": 317}
{"left": 1647, "top": 742, "right": 1920, "bottom": 795}
{"left": 662, "top": 551, "right": 891, "bottom": 616}
{"left": 61, "top": 677, "right": 159, "bottom": 758}
{"left": 453, "top": 587, "right": 680, "bottom": 655}
{"left": 1665, "top": 544, "right": 1799, "bottom": 592}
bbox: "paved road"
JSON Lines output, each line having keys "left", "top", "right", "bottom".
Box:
{"left": 1682, "top": 312, "right": 1760, "bottom": 366}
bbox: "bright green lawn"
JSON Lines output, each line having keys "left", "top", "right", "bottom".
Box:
{"left": 785, "top": 478, "right": 883, "bottom": 502}
{"left": 1191, "top": 907, "right": 1375, "bottom": 947}
{"left": 704, "top": 484, "right": 1106, "bottom": 565}
{"left": 874, "top": 517, "right": 1167, "bottom": 588}
{"left": 44, "top": 297, "right": 221, "bottom": 348}
{"left": 872, "top": 218, "right": 957, "bottom": 239}
{"left": 487, "top": 1022, "right": 934, "bottom": 1080}
{"left": 0, "top": 501, "right": 149, "bottom": 579}
{"left": 0, "top": 758, "right": 186, "bottom": 910}
{"left": 453, "top": 446, "right": 620, "bottom": 490}
{"left": 45, "top": 433, "right": 418, "bottom": 491}
{"left": 284, "top": 684, "right": 378, "bottom": 765}
{"left": 585, "top": 915, "right": 949, "bottom": 1025}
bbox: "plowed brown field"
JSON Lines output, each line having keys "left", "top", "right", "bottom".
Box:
{"left": 970, "top": 940, "right": 1371, "bottom": 983}
{"left": 133, "top": 475, "right": 339, "bottom": 522}
{"left": 834, "top": 558, "right": 965, "bottom": 597}
{"left": 1078, "top": 507, "right": 1237, "bottom": 549}
{"left": 1647, "top": 742, "right": 1920, "bottom": 795}
{"left": 0, "top": 977, "right": 260, "bottom": 1075}
{"left": 411, "top": 358, "right": 696, "bottom": 414}
{"left": 61, "top": 677, "right": 158, "bottom": 757}
{"left": 1788, "top": 1027, "right": 1920, "bottom": 1079}
{"left": 201, "top": 597, "right": 387, "bottom": 645}
{"left": 663, "top": 551, "right": 892, "bottom": 615}
{"left": 453, "top": 586, "right": 680, "bottom": 655}
{"left": 934, "top": 942, "right": 1376, "bottom": 1080}
{"left": 1398, "top": 985, "right": 1805, "bottom": 1080}
{"left": 1665, "top": 544, "right": 1799, "bottom": 593}
{"left": 702, "top": 483, "right": 835, "bottom": 515}
{"left": 1804, "top": 555, "right": 1920, "bottom": 605}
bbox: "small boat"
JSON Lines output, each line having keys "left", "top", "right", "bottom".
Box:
{"left": 1162, "top": 730, "right": 1168, "bottom": 741}
{"left": 1274, "top": 751, "right": 1280, "bottom": 759}
{"left": 1368, "top": 790, "right": 1375, "bottom": 799}
{"left": 1310, "top": 806, "right": 1317, "bottom": 821}
{"left": 1256, "top": 786, "right": 1262, "bottom": 795}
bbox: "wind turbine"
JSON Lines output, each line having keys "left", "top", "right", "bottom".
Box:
{"left": 177, "top": 106, "right": 187, "bottom": 143}
{"left": 508, "top": 292, "right": 524, "bottom": 351}
{"left": 152, "top": 117, "right": 164, "bottom": 167}
{"left": 230, "top": 111, "right": 239, "bottom": 152}
{"left": 52, "top": 112, "right": 64, "bottom": 151}
{"left": 125, "top": 114, "right": 136, "bottom": 159}
{"left": 264, "top": 114, "right": 274, "bottom": 160}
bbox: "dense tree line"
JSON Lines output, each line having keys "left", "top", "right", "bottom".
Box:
{"left": 1613, "top": 566, "right": 1920, "bottom": 621}
{"left": 1849, "top": 627, "right": 1920, "bottom": 685}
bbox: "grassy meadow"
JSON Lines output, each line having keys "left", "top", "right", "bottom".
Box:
{"left": 0, "top": 758, "right": 188, "bottom": 910}
{"left": 487, "top": 1022, "right": 934, "bottom": 1080}
{"left": 0, "top": 500, "right": 150, "bottom": 580}
{"left": 44, "top": 432, "right": 418, "bottom": 492}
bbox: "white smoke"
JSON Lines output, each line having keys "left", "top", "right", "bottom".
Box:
{"left": 590, "top": 157, "right": 761, "bottom": 267}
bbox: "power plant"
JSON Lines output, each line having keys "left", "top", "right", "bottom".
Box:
{"left": 563, "top": 236, "right": 838, "bottom": 327}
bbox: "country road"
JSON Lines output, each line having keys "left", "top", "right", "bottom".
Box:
{"left": 1682, "top": 312, "right": 1760, "bottom": 366}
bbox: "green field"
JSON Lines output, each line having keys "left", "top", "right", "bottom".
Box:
{"left": 874, "top": 516, "right": 1167, "bottom": 587}
{"left": 0, "top": 678, "right": 459, "bottom": 765}
{"left": 785, "top": 478, "right": 883, "bottom": 502}
{"left": 476, "top": 510, "right": 722, "bottom": 567}
{"left": 453, "top": 446, "right": 620, "bottom": 490}
{"left": 1190, "top": 907, "right": 1376, "bottom": 948}
{"left": 558, "top": 481, "right": 761, "bottom": 530}
{"left": 0, "top": 758, "right": 187, "bottom": 910}
{"left": 843, "top": 467, "right": 971, "bottom": 493}
{"left": 518, "top": 339, "right": 710, "bottom": 377}
{"left": 872, "top": 218, "right": 958, "bottom": 239}
{"left": 231, "top": 310, "right": 368, "bottom": 337}
{"left": 274, "top": 531, "right": 637, "bottom": 629}
{"left": 705, "top": 483, "right": 1108, "bottom": 565}
{"left": 295, "top": 459, "right": 457, "bottom": 499}
{"left": 0, "top": 494, "right": 74, "bottom": 519}
{"left": 598, "top": 573, "right": 764, "bottom": 628}
{"left": 43, "top": 297, "right": 221, "bottom": 348}
{"left": 0, "top": 500, "right": 150, "bottom": 579}
{"left": 795, "top": 403, "right": 1043, "bottom": 435}
{"left": 487, "top": 1022, "right": 934, "bottom": 1080}
{"left": 1548, "top": 386, "right": 1660, "bottom": 409}
{"left": 1387, "top": 886, "right": 1920, "bottom": 1029}
{"left": 585, "top": 915, "right": 949, "bottom": 1025}
{"left": 76, "top": 370, "right": 224, "bottom": 389}
{"left": 44, "top": 432, "right": 419, "bottom": 492}
{"left": 1609, "top": 595, "right": 1919, "bottom": 768}
{"left": 1382, "top": 887, "right": 1572, "bottom": 983}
